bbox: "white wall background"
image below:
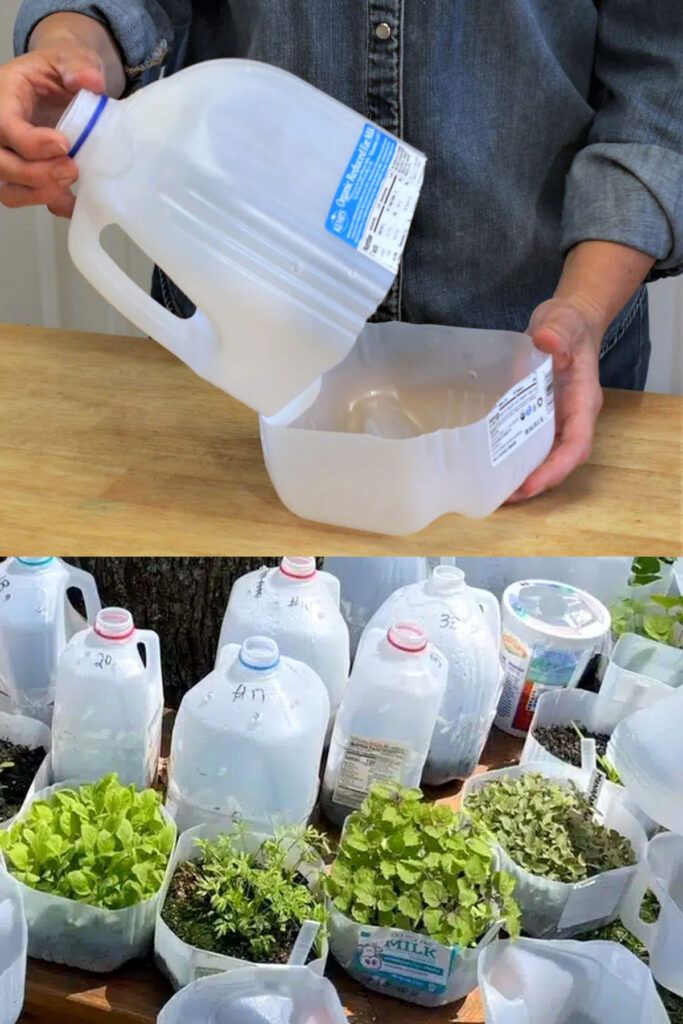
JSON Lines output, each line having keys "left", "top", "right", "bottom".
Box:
{"left": 1, "top": 2, "right": 681, "bottom": 392}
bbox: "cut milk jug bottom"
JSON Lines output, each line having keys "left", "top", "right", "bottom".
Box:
{"left": 261, "top": 322, "right": 555, "bottom": 533}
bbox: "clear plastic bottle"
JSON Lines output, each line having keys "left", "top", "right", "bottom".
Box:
{"left": 362, "top": 565, "right": 501, "bottom": 782}
{"left": 167, "top": 636, "right": 330, "bottom": 833}
{"left": 0, "top": 557, "right": 101, "bottom": 723}
{"left": 218, "top": 557, "right": 349, "bottom": 731}
{"left": 51, "top": 608, "right": 164, "bottom": 788}
{"left": 321, "top": 622, "right": 447, "bottom": 826}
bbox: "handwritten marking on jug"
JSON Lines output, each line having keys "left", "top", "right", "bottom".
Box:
{"left": 0, "top": 575, "right": 10, "bottom": 600}
{"left": 326, "top": 123, "right": 426, "bottom": 274}
{"left": 232, "top": 685, "right": 266, "bottom": 703}
{"left": 288, "top": 596, "right": 311, "bottom": 611}
{"left": 487, "top": 357, "right": 554, "bottom": 467}
{"left": 354, "top": 927, "right": 456, "bottom": 996}
{"left": 94, "top": 653, "right": 113, "bottom": 670}
{"left": 333, "top": 736, "right": 408, "bottom": 808}
{"left": 557, "top": 871, "right": 627, "bottom": 932}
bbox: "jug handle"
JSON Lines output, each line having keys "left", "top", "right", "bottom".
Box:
{"left": 620, "top": 860, "right": 658, "bottom": 949}
{"left": 68, "top": 202, "right": 220, "bottom": 381}
{"left": 136, "top": 629, "right": 162, "bottom": 684}
{"left": 471, "top": 587, "right": 501, "bottom": 641}
{"left": 64, "top": 565, "right": 102, "bottom": 623}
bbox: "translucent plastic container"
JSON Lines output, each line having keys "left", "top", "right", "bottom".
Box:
{"left": 155, "top": 822, "right": 327, "bottom": 989}
{"left": 608, "top": 686, "right": 683, "bottom": 835}
{"left": 323, "top": 557, "right": 428, "bottom": 658}
{"left": 0, "top": 557, "right": 101, "bottom": 723}
{"left": 321, "top": 622, "right": 447, "bottom": 826}
{"left": 217, "top": 558, "right": 349, "bottom": 726}
{"left": 455, "top": 557, "right": 633, "bottom": 608}
{"left": 461, "top": 763, "right": 647, "bottom": 938}
{"left": 0, "top": 710, "right": 51, "bottom": 831}
{"left": 157, "top": 965, "right": 347, "bottom": 1024}
{"left": 495, "top": 579, "right": 612, "bottom": 737}
{"left": 167, "top": 637, "right": 330, "bottom": 833}
{"left": 51, "top": 608, "right": 164, "bottom": 789}
{"left": 479, "top": 937, "right": 670, "bottom": 1024}
{"left": 57, "top": 62, "right": 425, "bottom": 416}
{"left": 261, "top": 322, "right": 555, "bottom": 533}
{"left": 0, "top": 872, "right": 27, "bottom": 1024}
{"left": 361, "top": 565, "right": 502, "bottom": 782}
{"left": 600, "top": 632, "right": 683, "bottom": 707}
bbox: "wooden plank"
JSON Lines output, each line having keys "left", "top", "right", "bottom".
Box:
{"left": 22, "top": 728, "right": 522, "bottom": 1024}
{"left": 1, "top": 322, "right": 681, "bottom": 554}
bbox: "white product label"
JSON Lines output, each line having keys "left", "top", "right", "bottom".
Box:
{"left": 354, "top": 927, "right": 456, "bottom": 997}
{"left": 558, "top": 873, "right": 626, "bottom": 932}
{"left": 586, "top": 768, "right": 607, "bottom": 807}
{"left": 326, "top": 124, "right": 426, "bottom": 273}
{"left": 332, "top": 736, "right": 408, "bottom": 808}
{"left": 487, "top": 358, "right": 554, "bottom": 467}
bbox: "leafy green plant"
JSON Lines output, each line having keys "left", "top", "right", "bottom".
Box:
{"left": 570, "top": 721, "right": 621, "bottom": 784}
{"left": 161, "top": 825, "right": 329, "bottom": 963}
{"left": 465, "top": 773, "right": 635, "bottom": 884}
{"left": 611, "top": 594, "right": 683, "bottom": 647}
{"left": 628, "top": 557, "right": 675, "bottom": 587}
{"left": 0, "top": 774, "right": 175, "bottom": 909}
{"left": 325, "top": 783, "right": 520, "bottom": 949}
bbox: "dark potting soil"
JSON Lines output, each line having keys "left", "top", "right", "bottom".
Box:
{"left": 161, "top": 861, "right": 303, "bottom": 964}
{"left": 0, "top": 739, "right": 46, "bottom": 820}
{"left": 533, "top": 724, "right": 610, "bottom": 766}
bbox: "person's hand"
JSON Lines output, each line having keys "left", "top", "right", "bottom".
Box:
{"left": 507, "top": 297, "right": 603, "bottom": 502}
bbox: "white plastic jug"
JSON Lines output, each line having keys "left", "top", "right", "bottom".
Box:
{"left": 0, "top": 557, "right": 101, "bottom": 723}
{"left": 361, "top": 565, "right": 502, "bottom": 782}
{"left": 321, "top": 622, "right": 447, "bottom": 825}
{"left": 167, "top": 636, "right": 330, "bottom": 833}
{"left": 51, "top": 608, "right": 164, "bottom": 789}
{"left": 322, "top": 557, "right": 428, "bottom": 658}
{"left": 56, "top": 61, "right": 425, "bottom": 416}
{"left": 157, "top": 965, "right": 347, "bottom": 1024}
{"left": 600, "top": 633, "right": 683, "bottom": 708}
{"left": 609, "top": 686, "right": 683, "bottom": 835}
{"left": 0, "top": 873, "right": 26, "bottom": 1024}
{"left": 478, "top": 937, "right": 670, "bottom": 1024}
{"left": 621, "top": 832, "right": 683, "bottom": 996}
{"left": 217, "top": 558, "right": 349, "bottom": 727}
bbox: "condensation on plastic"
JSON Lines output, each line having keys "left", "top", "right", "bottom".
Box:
{"left": 260, "top": 322, "right": 555, "bottom": 534}
{"left": 600, "top": 632, "right": 683, "bottom": 708}
{"left": 609, "top": 686, "right": 683, "bottom": 835}
{"left": 361, "top": 565, "right": 502, "bottom": 782}
{"left": 478, "top": 936, "right": 670, "bottom": 1024}
{"left": 621, "top": 832, "right": 683, "bottom": 997}
{"left": 154, "top": 822, "right": 327, "bottom": 989}
{"left": 157, "top": 965, "right": 347, "bottom": 1024}
{"left": 51, "top": 614, "right": 164, "bottom": 789}
{"left": 323, "top": 557, "right": 429, "bottom": 658}
{"left": 0, "top": 872, "right": 27, "bottom": 1024}
{"left": 329, "top": 906, "right": 499, "bottom": 1008}
{"left": 521, "top": 689, "right": 658, "bottom": 836}
{"left": 0, "top": 558, "right": 101, "bottom": 724}
{"left": 0, "top": 711, "right": 51, "bottom": 831}
{"left": 461, "top": 763, "right": 648, "bottom": 938}
{"left": 217, "top": 560, "right": 350, "bottom": 724}
{"left": 3, "top": 780, "right": 177, "bottom": 972}
{"left": 166, "top": 641, "right": 329, "bottom": 834}
{"left": 60, "top": 62, "right": 425, "bottom": 417}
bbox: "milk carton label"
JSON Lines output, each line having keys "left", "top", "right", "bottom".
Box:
{"left": 333, "top": 735, "right": 408, "bottom": 808}
{"left": 487, "top": 357, "right": 554, "bottom": 467}
{"left": 354, "top": 927, "right": 456, "bottom": 996}
{"left": 326, "top": 124, "right": 426, "bottom": 273}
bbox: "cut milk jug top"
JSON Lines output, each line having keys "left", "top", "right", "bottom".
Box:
{"left": 57, "top": 63, "right": 426, "bottom": 416}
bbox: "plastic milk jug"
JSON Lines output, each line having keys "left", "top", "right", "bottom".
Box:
{"left": 167, "top": 636, "right": 330, "bottom": 833}
{"left": 56, "top": 61, "right": 426, "bottom": 416}
{"left": 0, "top": 557, "right": 101, "bottom": 723}
{"left": 321, "top": 622, "right": 447, "bottom": 826}
{"left": 51, "top": 608, "right": 164, "bottom": 789}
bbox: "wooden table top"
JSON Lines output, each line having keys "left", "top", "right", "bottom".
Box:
{"left": 21, "top": 728, "right": 523, "bottom": 1024}
{"left": 1, "top": 321, "right": 681, "bottom": 555}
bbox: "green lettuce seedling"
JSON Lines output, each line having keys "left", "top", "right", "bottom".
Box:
{"left": 0, "top": 773, "right": 175, "bottom": 909}
{"left": 326, "top": 783, "right": 520, "bottom": 949}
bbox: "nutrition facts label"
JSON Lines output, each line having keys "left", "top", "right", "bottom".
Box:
{"left": 333, "top": 736, "right": 408, "bottom": 808}
{"left": 487, "top": 358, "right": 554, "bottom": 467}
{"left": 326, "top": 124, "right": 426, "bottom": 274}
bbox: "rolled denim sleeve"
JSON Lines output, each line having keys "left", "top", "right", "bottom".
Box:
{"left": 562, "top": 0, "right": 683, "bottom": 280}
{"left": 14, "top": 1, "right": 191, "bottom": 86}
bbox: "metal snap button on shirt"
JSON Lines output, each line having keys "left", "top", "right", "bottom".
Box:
{"left": 375, "top": 22, "right": 392, "bottom": 40}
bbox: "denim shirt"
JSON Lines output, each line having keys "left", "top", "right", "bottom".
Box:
{"left": 15, "top": 0, "right": 683, "bottom": 336}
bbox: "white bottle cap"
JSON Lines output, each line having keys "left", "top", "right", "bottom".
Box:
{"left": 16, "top": 557, "right": 54, "bottom": 566}
{"left": 239, "top": 636, "right": 280, "bottom": 670}
{"left": 387, "top": 621, "right": 427, "bottom": 653}
{"left": 94, "top": 607, "right": 135, "bottom": 640}
{"left": 280, "top": 557, "right": 317, "bottom": 579}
